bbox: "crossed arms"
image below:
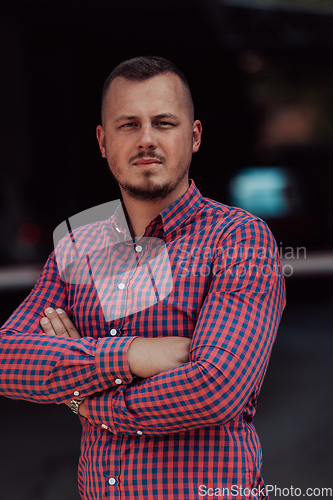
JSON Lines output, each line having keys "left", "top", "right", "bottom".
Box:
{"left": 39, "top": 306, "right": 191, "bottom": 416}
{"left": 0, "top": 218, "right": 286, "bottom": 435}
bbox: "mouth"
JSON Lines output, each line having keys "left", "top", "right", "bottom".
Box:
{"left": 133, "top": 158, "right": 162, "bottom": 168}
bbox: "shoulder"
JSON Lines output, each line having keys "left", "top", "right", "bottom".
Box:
{"left": 196, "top": 196, "right": 272, "bottom": 243}
{"left": 53, "top": 200, "right": 121, "bottom": 258}
{"left": 54, "top": 219, "right": 112, "bottom": 258}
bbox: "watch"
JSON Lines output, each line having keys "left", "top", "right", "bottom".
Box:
{"left": 70, "top": 396, "right": 85, "bottom": 415}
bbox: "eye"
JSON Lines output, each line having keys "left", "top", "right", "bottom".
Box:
{"left": 157, "top": 121, "right": 174, "bottom": 127}
{"left": 121, "top": 122, "right": 135, "bottom": 128}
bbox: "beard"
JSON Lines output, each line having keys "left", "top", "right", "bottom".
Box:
{"left": 108, "top": 155, "right": 191, "bottom": 202}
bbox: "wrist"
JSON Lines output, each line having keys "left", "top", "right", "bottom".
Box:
{"left": 127, "top": 338, "right": 153, "bottom": 378}
{"left": 78, "top": 400, "right": 87, "bottom": 418}
{"left": 70, "top": 396, "right": 85, "bottom": 415}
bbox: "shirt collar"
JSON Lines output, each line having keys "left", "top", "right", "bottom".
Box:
{"left": 110, "top": 179, "right": 203, "bottom": 240}
{"left": 157, "top": 179, "right": 202, "bottom": 237}
{"left": 111, "top": 201, "right": 130, "bottom": 240}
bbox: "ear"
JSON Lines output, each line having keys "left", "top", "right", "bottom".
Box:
{"left": 192, "top": 120, "right": 202, "bottom": 154}
{"left": 96, "top": 125, "right": 107, "bottom": 158}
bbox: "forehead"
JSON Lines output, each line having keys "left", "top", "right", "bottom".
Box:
{"left": 104, "top": 73, "right": 188, "bottom": 119}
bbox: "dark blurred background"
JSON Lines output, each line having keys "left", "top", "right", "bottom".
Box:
{"left": 1, "top": 0, "right": 332, "bottom": 498}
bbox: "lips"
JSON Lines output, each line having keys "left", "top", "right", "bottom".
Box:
{"left": 133, "top": 158, "right": 162, "bottom": 167}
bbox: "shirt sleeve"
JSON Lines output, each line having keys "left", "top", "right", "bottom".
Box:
{"left": 0, "top": 251, "right": 136, "bottom": 404}
{"left": 84, "top": 218, "right": 286, "bottom": 435}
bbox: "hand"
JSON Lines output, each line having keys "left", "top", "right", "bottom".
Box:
{"left": 40, "top": 307, "right": 84, "bottom": 413}
{"left": 40, "top": 307, "right": 81, "bottom": 339}
{"left": 127, "top": 336, "right": 192, "bottom": 378}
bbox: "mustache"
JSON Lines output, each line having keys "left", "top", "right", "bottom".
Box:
{"left": 129, "top": 151, "right": 165, "bottom": 163}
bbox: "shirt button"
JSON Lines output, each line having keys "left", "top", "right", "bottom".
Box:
{"left": 117, "top": 283, "right": 125, "bottom": 290}
{"left": 110, "top": 329, "right": 117, "bottom": 336}
{"left": 115, "top": 227, "right": 121, "bottom": 233}
{"left": 115, "top": 378, "right": 122, "bottom": 385}
{"left": 109, "top": 477, "right": 116, "bottom": 485}
{"left": 101, "top": 424, "right": 108, "bottom": 430}
{"left": 137, "top": 430, "right": 143, "bottom": 436}
{"left": 73, "top": 391, "right": 80, "bottom": 397}
{"left": 135, "top": 245, "right": 143, "bottom": 253}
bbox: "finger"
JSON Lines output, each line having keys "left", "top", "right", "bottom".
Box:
{"left": 44, "top": 307, "right": 70, "bottom": 338}
{"left": 55, "top": 308, "right": 81, "bottom": 339}
{"left": 40, "top": 316, "right": 57, "bottom": 336}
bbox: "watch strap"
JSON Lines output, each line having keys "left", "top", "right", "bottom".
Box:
{"left": 70, "top": 397, "right": 85, "bottom": 415}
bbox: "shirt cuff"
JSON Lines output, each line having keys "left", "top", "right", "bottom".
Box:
{"left": 95, "top": 335, "right": 137, "bottom": 389}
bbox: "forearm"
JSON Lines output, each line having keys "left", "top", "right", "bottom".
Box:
{"left": 1, "top": 309, "right": 189, "bottom": 407}
{"left": 0, "top": 313, "right": 187, "bottom": 405}
{"left": 0, "top": 251, "right": 135, "bottom": 404}
{"left": 0, "top": 330, "right": 135, "bottom": 404}
{"left": 127, "top": 336, "right": 191, "bottom": 378}
{"left": 77, "top": 336, "right": 191, "bottom": 424}
{"left": 84, "top": 340, "right": 265, "bottom": 435}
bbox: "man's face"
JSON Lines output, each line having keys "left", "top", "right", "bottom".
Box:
{"left": 96, "top": 73, "right": 202, "bottom": 201}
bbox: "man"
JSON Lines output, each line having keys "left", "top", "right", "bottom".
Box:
{"left": 0, "top": 56, "right": 286, "bottom": 499}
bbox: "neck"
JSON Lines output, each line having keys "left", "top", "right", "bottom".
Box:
{"left": 121, "top": 179, "right": 189, "bottom": 238}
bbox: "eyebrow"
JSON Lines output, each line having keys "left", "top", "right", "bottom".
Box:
{"left": 114, "top": 113, "right": 179, "bottom": 123}
{"left": 114, "top": 115, "right": 138, "bottom": 123}
{"left": 154, "top": 113, "right": 179, "bottom": 121}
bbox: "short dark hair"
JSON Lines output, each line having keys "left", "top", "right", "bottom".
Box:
{"left": 101, "top": 56, "right": 194, "bottom": 124}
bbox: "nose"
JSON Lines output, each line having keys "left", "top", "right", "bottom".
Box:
{"left": 136, "top": 124, "right": 158, "bottom": 150}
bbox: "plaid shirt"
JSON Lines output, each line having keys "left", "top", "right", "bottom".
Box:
{"left": 0, "top": 180, "right": 286, "bottom": 500}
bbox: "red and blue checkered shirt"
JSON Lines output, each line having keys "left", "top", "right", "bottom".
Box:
{"left": 0, "top": 180, "right": 286, "bottom": 500}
